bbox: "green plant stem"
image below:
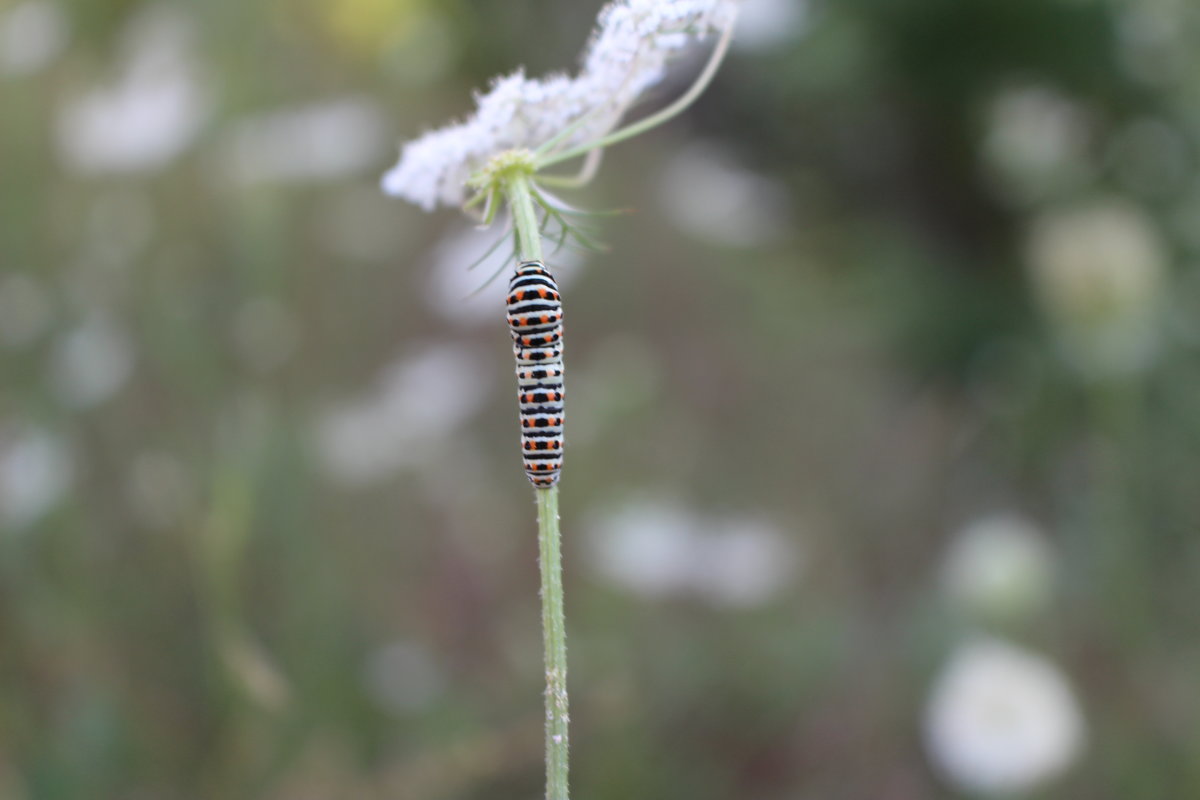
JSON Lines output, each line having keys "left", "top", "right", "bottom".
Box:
{"left": 508, "top": 173, "right": 543, "bottom": 263}
{"left": 537, "top": 150, "right": 604, "bottom": 189}
{"left": 536, "top": 22, "right": 736, "bottom": 172}
{"left": 505, "top": 172, "right": 569, "bottom": 800}
{"left": 537, "top": 486, "right": 569, "bottom": 800}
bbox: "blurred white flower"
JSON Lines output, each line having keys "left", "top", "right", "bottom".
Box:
{"left": 56, "top": 5, "right": 209, "bottom": 174}
{"left": 382, "top": 0, "right": 740, "bottom": 210}
{"left": 49, "top": 313, "right": 136, "bottom": 408}
{"left": 732, "top": 0, "right": 806, "bottom": 52}
{"left": 363, "top": 640, "right": 444, "bottom": 714}
{"left": 981, "top": 86, "right": 1091, "bottom": 202}
{"left": 587, "top": 499, "right": 799, "bottom": 606}
{"left": 424, "top": 225, "right": 586, "bottom": 328}
{"left": 941, "top": 514, "right": 1054, "bottom": 624}
{"left": 925, "top": 637, "right": 1084, "bottom": 796}
{"left": 696, "top": 519, "right": 797, "bottom": 607}
{"left": 588, "top": 501, "right": 699, "bottom": 597}
{"left": 0, "top": 0, "right": 68, "bottom": 76}
{"left": 1027, "top": 199, "right": 1166, "bottom": 378}
{"left": 0, "top": 424, "right": 73, "bottom": 528}
{"left": 218, "top": 97, "right": 388, "bottom": 185}
{"left": 0, "top": 273, "right": 53, "bottom": 349}
{"left": 315, "top": 345, "right": 491, "bottom": 487}
{"left": 658, "top": 142, "right": 791, "bottom": 246}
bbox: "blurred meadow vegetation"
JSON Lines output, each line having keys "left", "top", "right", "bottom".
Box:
{"left": 2, "top": 0, "right": 1200, "bottom": 798}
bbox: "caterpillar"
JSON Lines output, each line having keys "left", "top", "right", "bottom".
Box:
{"left": 507, "top": 260, "right": 564, "bottom": 488}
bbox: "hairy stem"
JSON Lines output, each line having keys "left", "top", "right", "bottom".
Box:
{"left": 505, "top": 172, "right": 569, "bottom": 800}
{"left": 537, "top": 487, "right": 568, "bottom": 800}
{"left": 536, "top": 22, "right": 736, "bottom": 171}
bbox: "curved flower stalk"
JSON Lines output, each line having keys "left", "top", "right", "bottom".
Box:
{"left": 381, "top": 2, "right": 740, "bottom": 798}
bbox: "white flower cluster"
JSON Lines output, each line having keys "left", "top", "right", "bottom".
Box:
{"left": 924, "top": 637, "right": 1085, "bottom": 796}
{"left": 1027, "top": 199, "right": 1165, "bottom": 378}
{"left": 586, "top": 500, "right": 799, "bottom": 607}
{"left": 56, "top": 5, "right": 209, "bottom": 175}
{"left": 315, "top": 345, "right": 491, "bottom": 486}
{"left": 0, "top": 0, "right": 69, "bottom": 77}
{"left": 382, "top": 0, "right": 740, "bottom": 211}
{"left": 0, "top": 422, "right": 74, "bottom": 528}
{"left": 941, "top": 514, "right": 1054, "bottom": 624}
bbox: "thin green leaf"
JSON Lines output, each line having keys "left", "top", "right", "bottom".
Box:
{"left": 466, "top": 241, "right": 518, "bottom": 297}
{"left": 466, "top": 224, "right": 513, "bottom": 272}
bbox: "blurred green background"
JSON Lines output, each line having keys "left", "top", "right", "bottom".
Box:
{"left": 2, "top": 0, "right": 1199, "bottom": 797}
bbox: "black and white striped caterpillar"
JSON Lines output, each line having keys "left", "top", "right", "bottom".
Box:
{"left": 507, "top": 261, "right": 564, "bottom": 488}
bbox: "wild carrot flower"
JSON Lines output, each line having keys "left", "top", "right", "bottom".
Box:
{"left": 381, "top": 0, "right": 740, "bottom": 214}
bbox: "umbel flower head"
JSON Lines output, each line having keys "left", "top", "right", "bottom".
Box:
{"left": 381, "top": 0, "right": 740, "bottom": 212}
